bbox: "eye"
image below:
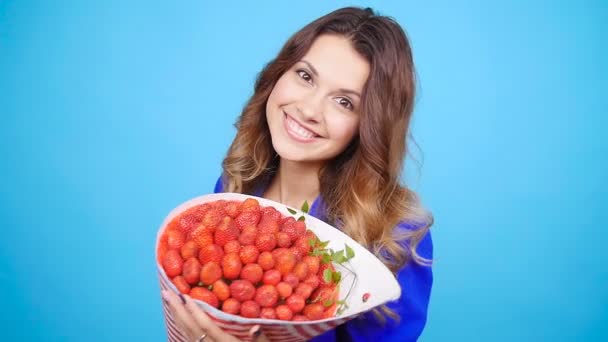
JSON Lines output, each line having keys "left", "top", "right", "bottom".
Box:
{"left": 335, "top": 97, "right": 354, "bottom": 111}
{"left": 296, "top": 69, "right": 313, "bottom": 83}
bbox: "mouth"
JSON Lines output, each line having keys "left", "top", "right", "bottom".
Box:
{"left": 283, "top": 111, "right": 322, "bottom": 142}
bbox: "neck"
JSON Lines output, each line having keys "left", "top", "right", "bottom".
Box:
{"left": 264, "top": 159, "right": 322, "bottom": 209}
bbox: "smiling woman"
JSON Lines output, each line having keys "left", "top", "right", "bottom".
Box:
{"left": 164, "top": 6, "right": 433, "bottom": 342}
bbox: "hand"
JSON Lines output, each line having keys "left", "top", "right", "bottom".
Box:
{"left": 161, "top": 290, "right": 270, "bottom": 342}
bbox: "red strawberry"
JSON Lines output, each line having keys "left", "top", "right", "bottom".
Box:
{"left": 166, "top": 229, "right": 186, "bottom": 250}
{"left": 275, "top": 251, "right": 297, "bottom": 276}
{"left": 171, "top": 276, "right": 191, "bottom": 294}
{"left": 255, "top": 284, "right": 279, "bottom": 308}
{"left": 286, "top": 294, "right": 305, "bottom": 313}
{"left": 257, "top": 216, "right": 280, "bottom": 235}
{"left": 212, "top": 200, "right": 228, "bottom": 215}
{"left": 235, "top": 211, "right": 261, "bottom": 230}
{"left": 240, "top": 198, "right": 260, "bottom": 213}
{"left": 260, "top": 307, "right": 277, "bottom": 320}
{"left": 189, "top": 224, "right": 214, "bottom": 248}
{"left": 182, "top": 257, "right": 202, "bottom": 285}
{"left": 281, "top": 218, "right": 306, "bottom": 242}
{"left": 303, "top": 274, "right": 320, "bottom": 290}
{"left": 190, "top": 287, "right": 219, "bottom": 308}
{"left": 283, "top": 273, "right": 300, "bottom": 288}
{"left": 214, "top": 216, "right": 239, "bottom": 247}
{"left": 257, "top": 251, "right": 275, "bottom": 270}
{"left": 293, "top": 236, "right": 312, "bottom": 256}
{"left": 311, "top": 285, "right": 337, "bottom": 305}
{"left": 221, "top": 252, "right": 243, "bottom": 280}
{"left": 295, "top": 283, "right": 313, "bottom": 300}
{"left": 303, "top": 256, "right": 320, "bottom": 275}
{"left": 261, "top": 206, "right": 283, "bottom": 222}
{"left": 255, "top": 233, "right": 277, "bottom": 252}
{"left": 289, "top": 247, "right": 304, "bottom": 261}
{"left": 293, "top": 262, "right": 309, "bottom": 280}
{"left": 200, "top": 261, "right": 222, "bottom": 285}
{"left": 229, "top": 279, "right": 256, "bottom": 302}
{"left": 239, "top": 245, "right": 260, "bottom": 265}
{"left": 276, "top": 232, "right": 292, "bottom": 248}
{"left": 318, "top": 263, "right": 335, "bottom": 286}
{"left": 276, "top": 282, "right": 293, "bottom": 299}
{"left": 303, "top": 303, "right": 324, "bottom": 320}
{"left": 263, "top": 269, "right": 282, "bottom": 286}
{"left": 240, "top": 300, "right": 261, "bottom": 318}
{"left": 157, "top": 240, "right": 168, "bottom": 264}
{"left": 222, "top": 298, "right": 241, "bottom": 315}
{"left": 223, "top": 240, "right": 241, "bottom": 254}
{"left": 238, "top": 225, "right": 257, "bottom": 245}
{"left": 275, "top": 305, "right": 293, "bottom": 321}
{"left": 240, "top": 263, "right": 264, "bottom": 284}
{"left": 223, "top": 201, "right": 241, "bottom": 218}
{"left": 198, "top": 244, "right": 224, "bottom": 264}
{"left": 202, "top": 208, "right": 222, "bottom": 230}
{"left": 162, "top": 249, "right": 183, "bottom": 278}
{"left": 212, "top": 279, "right": 230, "bottom": 301}
{"left": 180, "top": 241, "right": 200, "bottom": 260}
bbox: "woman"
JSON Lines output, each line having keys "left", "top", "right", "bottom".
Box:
{"left": 162, "top": 6, "right": 434, "bottom": 342}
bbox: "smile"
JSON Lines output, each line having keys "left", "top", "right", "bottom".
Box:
{"left": 283, "top": 112, "right": 320, "bottom": 143}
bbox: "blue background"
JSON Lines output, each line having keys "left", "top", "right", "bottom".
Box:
{"left": 1, "top": 0, "right": 606, "bottom": 340}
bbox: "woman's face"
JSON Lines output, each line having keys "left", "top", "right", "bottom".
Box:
{"left": 266, "top": 34, "right": 370, "bottom": 165}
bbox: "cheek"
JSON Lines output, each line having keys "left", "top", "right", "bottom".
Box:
{"left": 327, "top": 115, "right": 359, "bottom": 144}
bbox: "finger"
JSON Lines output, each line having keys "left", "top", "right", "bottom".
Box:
{"left": 249, "top": 325, "right": 271, "bottom": 342}
{"left": 162, "top": 290, "right": 205, "bottom": 340}
{"left": 182, "top": 295, "right": 231, "bottom": 342}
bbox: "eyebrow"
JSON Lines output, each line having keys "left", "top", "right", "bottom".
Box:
{"left": 300, "top": 59, "right": 362, "bottom": 99}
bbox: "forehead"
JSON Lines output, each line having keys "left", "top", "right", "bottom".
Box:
{"left": 301, "top": 34, "right": 370, "bottom": 93}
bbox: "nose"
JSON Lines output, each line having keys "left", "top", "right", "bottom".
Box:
{"left": 296, "top": 90, "right": 323, "bottom": 123}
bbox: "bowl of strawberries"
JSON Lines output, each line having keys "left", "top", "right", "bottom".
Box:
{"left": 156, "top": 193, "right": 401, "bottom": 342}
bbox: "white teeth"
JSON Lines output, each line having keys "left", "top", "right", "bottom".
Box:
{"left": 286, "top": 115, "right": 316, "bottom": 139}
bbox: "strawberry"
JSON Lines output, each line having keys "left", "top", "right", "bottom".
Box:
{"left": 290, "top": 247, "right": 304, "bottom": 261}
{"left": 255, "top": 284, "right": 279, "bottom": 308}
{"left": 293, "top": 261, "right": 309, "bottom": 281}
{"left": 157, "top": 240, "right": 168, "bottom": 264}
{"left": 221, "top": 252, "right": 242, "bottom": 280}
{"left": 202, "top": 208, "right": 222, "bottom": 230}
{"left": 162, "top": 249, "right": 183, "bottom": 278}
{"left": 182, "top": 257, "right": 202, "bottom": 285}
{"left": 255, "top": 233, "right": 277, "bottom": 253}
{"left": 190, "top": 287, "right": 219, "bottom": 308}
{"left": 293, "top": 236, "right": 312, "bottom": 256}
{"left": 261, "top": 206, "right": 283, "bottom": 223}
{"left": 189, "top": 223, "right": 214, "bottom": 248}
{"left": 214, "top": 216, "right": 239, "bottom": 247}
{"left": 223, "top": 201, "right": 241, "bottom": 218}
{"left": 271, "top": 247, "right": 290, "bottom": 260}
{"left": 311, "top": 285, "right": 337, "bottom": 305}
{"left": 212, "top": 279, "right": 230, "bottom": 301}
{"left": 240, "top": 300, "right": 261, "bottom": 318}
{"left": 257, "top": 216, "right": 280, "bottom": 235}
{"left": 240, "top": 263, "right": 263, "bottom": 284}
{"left": 276, "top": 282, "right": 293, "bottom": 299}
{"left": 239, "top": 245, "right": 260, "bottom": 265}
{"left": 262, "top": 269, "right": 282, "bottom": 286}
{"left": 229, "top": 279, "right": 256, "bottom": 302}
{"left": 223, "top": 240, "right": 241, "bottom": 254}
{"left": 198, "top": 244, "right": 224, "bottom": 264}
{"left": 318, "top": 263, "right": 335, "bottom": 286}
{"left": 275, "top": 251, "right": 297, "bottom": 276}
{"left": 177, "top": 214, "right": 200, "bottom": 236}
{"left": 302, "top": 256, "right": 320, "bottom": 275}
{"left": 295, "top": 283, "right": 313, "bottom": 300}
{"left": 200, "top": 261, "right": 222, "bottom": 285}
{"left": 292, "top": 315, "right": 308, "bottom": 321}
{"left": 257, "top": 251, "right": 275, "bottom": 270}
{"left": 235, "top": 211, "right": 261, "bottom": 230}
{"left": 166, "top": 229, "right": 186, "bottom": 250}
{"left": 171, "top": 275, "right": 191, "bottom": 294}
{"left": 303, "top": 274, "right": 320, "bottom": 290}
{"left": 239, "top": 198, "right": 260, "bottom": 213}
{"left": 260, "top": 307, "right": 277, "bottom": 320}
{"left": 212, "top": 200, "right": 228, "bottom": 215}
{"left": 303, "top": 303, "right": 324, "bottom": 320}
{"left": 283, "top": 273, "right": 300, "bottom": 289}
{"left": 276, "top": 232, "right": 292, "bottom": 248}
{"left": 275, "top": 305, "right": 293, "bottom": 321}
{"left": 286, "top": 294, "right": 305, "bottom": 313}
{"left": 180, "top": 240, "right": 200, "bottom": 260}
{"left": 221, "top": 298, "right": 241, "bottom": 315}
{"left": 238, "top": 225, "right": 257, "bottom": 245}
{"left": 281, "top": 218, "right": 306, "bottom": 242}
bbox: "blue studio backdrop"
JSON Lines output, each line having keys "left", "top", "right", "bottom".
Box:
{"left": 1, "top": 1, "right": 606, "bottom": 341}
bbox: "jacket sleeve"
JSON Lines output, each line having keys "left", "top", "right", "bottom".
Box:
{"left": 340, "top": 229, "right": 434, "bottom": 342}
{"left": 214, "top": 175, "right": 224, "bottom": 193}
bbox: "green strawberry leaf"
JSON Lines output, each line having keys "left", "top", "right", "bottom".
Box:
{"left": 323, "top": 299, "right": 334, "bottom": 307}
{"left": 345, "top": 244, "right": 355, "bottom": 260}
{"left": 322, "top": 254, "right": 331, "bottom": 264}
{"left": 308, "top": 238, "right": 316, "bottom": 247}
{"left": 301, "top": 200, "right": 309, "bottom": 213}
{"left": 297, "top": 216, "right": 305, "bottom": 222}
{"left": 287, "top": 207, "right": 297, "bottom": 215}
{"left": 331, "top": 250, "right": 345, "bottom": 263}
{"left": 320, "top": 240, "right": 330, "bottom": 248}
{"left": 323, "top": 268, "right": 332, "bottom": 283}
{"left": 332, "top": 271, "right": 342, "bottom": 283}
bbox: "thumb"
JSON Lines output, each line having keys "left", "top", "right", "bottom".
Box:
{"left": 248, "top": 325, "right": 270, "bottom": 342}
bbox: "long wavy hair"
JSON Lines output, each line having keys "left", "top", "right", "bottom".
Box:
{"left": 221, "top": 6, "right": 433, "bottom": 323}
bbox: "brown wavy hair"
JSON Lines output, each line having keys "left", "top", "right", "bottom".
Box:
{"left": 221, "top": 6, "right": 433, "bottom": 323}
